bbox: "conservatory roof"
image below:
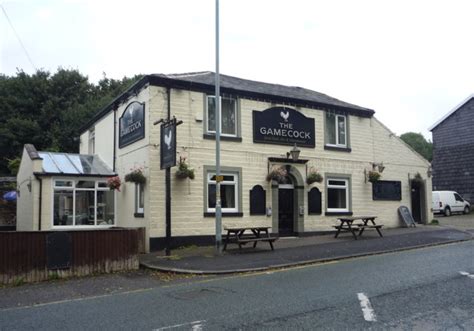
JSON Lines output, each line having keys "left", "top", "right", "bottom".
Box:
{"left": 36, "top": 152, "right": 115, "bottom": 177}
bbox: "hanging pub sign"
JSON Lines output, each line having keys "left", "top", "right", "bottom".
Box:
{"left": 160, "top": 121, "right": 177, "bottom": 169}
{"left": 119, "top": 102, "right": 145, "bottom": 148}
{"left": 253, "top": 107, "right": 315, "bottom": 147}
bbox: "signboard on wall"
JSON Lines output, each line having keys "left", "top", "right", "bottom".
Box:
{"left": 160, "top": 121, "right": 176, "bottom": 169}
{"left": 372, "top": 180, "right": 402, "bottom": 201}
{"left": 119, "top": 102, "right": 145, "bottom": 148}
{"left": 253, "top": 107, "right": 315, "bottom": 147}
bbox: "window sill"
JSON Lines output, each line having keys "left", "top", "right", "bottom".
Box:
{"left": 325, "top": 211, "right": 353, "bottom": 216}
{"left": 324, "top": 145, "right": 352, "bottom": 153}
{"left": 203, "top": 134, "right": 242, "bottom": 142}
{"left": 134, "top": 213, "right": 144, "bottom": 218}
{"left": 204, "top": 212, "right": 243, "bottom": 217}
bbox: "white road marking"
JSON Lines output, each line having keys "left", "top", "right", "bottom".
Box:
{"left": 154, "top": 320, "right": 206, "bottom": 331}
{"left": 459, "top": 271, "right": 474, "bottom": 279}
{"left": 357, "top": 292, "right": 377, "bottom": 322}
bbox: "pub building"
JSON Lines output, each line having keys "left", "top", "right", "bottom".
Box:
{"left": 16, "top": 72, "right": 432, "bottom": 251}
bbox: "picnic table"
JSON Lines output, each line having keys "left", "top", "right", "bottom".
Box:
{"left": 223, "top": 226, "right": 277, "bottom": 251}
{"left": 334, "top": 216, "right": 383, "bottom": 240}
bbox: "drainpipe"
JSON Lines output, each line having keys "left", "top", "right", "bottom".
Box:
{"left": 113, "top": 106, "right": 117, "bottom": 172}
{"left": 165, "top": 87, "right": 171, "bottom": 255}
{"left": 38, "top": 177, "right": 42, "bottom": 231}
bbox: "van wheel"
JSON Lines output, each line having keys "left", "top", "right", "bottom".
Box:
{"left": 444, "top": 207, "right": 451, "bottom": 217}
{"left": 464, "top": 206, "right": 470, "bottom": 214}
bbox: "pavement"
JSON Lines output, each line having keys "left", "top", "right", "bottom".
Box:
{"left": 140, "top": 224, "right": 474, "bottom": 274}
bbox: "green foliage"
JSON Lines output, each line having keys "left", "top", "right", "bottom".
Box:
{"left": 176, "top": 157, "right": 195, "bottom": 180}
{"left": 399, "top": 132, "right": 433, "bottom": 161}
{"left": 306, "top": 170, "right": 323, "bottom": 185}
{"left": 124, "top": 167, "right": 146, "bottom": 184}
{"left": 0, "top": 69, "right": 142, "bottom": 175}
{"left": 7, "top": 157, "right": 21, "bottom": 175}
{"left": 368, "top": 170, "right": 381, "bottom": 183}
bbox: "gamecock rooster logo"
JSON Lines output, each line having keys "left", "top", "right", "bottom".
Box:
{"left": 280, "top": 110, "right": 289, "bottom": 122}
{"left": 164, "top": 129, "right": 173, "bottom": 150}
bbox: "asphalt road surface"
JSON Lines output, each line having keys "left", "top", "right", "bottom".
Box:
{"left": 1, "top": 241, "right": 473, "bottom": 330}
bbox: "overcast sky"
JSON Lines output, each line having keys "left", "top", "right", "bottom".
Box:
{"left": 1, "top": 0, "right": 473, "bottom": 139}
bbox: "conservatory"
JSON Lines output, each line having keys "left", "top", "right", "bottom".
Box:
{"left": 16, "top": 144, "right": 116, "bottom": 231}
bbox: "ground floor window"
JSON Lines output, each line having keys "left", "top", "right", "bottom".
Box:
{"left": 135, "top": 183, "right": 144, "bottom": 216}
{"left": 207, "top": 173, "right": 239, "bottom": 213}
{"left": 53, "top": 179, "right": 115, "bottom": 227}
{"left": 327, "top": 178, "right": 350, "bottom": 213}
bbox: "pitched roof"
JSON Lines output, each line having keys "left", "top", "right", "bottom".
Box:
{"left": 429, "top": 94, "right": 474, "bottom": 131}
{"left": 80, "top": 71, "right": 374, "bottom": 133}
{"left": 154, "top": 71, "right": 373, "bottom": 114}
{"left": 36, "top": 151, "right": 115, "bottom": 177}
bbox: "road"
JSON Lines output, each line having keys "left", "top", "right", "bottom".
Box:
{"left": 1, "top": 241, "right": 473, "bottom": 330}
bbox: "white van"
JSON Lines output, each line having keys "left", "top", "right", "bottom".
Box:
{"left": 432, "top": 191, "right": 471, "bottom": 216}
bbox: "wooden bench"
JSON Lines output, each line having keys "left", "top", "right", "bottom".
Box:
{"left": 223, "top": 227, "right": 278, "bottom": 251}
{"left": 334, "top": 216, "right": 383, "bottom": 239}
{"left": 236, "top": 237, "right": 277, "bottom": 250}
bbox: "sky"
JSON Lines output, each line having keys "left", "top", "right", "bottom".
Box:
{"left": 1, "top": 0, "right": 473, "bottom": 140}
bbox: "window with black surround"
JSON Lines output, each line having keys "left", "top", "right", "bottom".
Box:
{"left": 325, "top": 112, "right": 349, "bottom": 150}
{"left": 135, "top": 183, "right": 144, "bottom": 217}
{"left": 203, "top": 166, "right": 242, "bottom": 217}
{"left": 326, "top": 177, "right": 351, "bottom": 214}
{"left": 206, "top": 96, "right": 239, "bottom": 138}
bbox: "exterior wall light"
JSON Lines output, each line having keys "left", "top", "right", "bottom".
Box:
{"left": 287, "top": 144, "right": 301, "bottom": 161}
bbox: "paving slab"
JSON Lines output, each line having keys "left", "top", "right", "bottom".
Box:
{"left": 140, "top": 226, "right": 473, "bottom": 274}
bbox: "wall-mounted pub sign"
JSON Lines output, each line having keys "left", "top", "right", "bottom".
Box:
{"left": 253, "top": 107, "right": 315, "bottom": 148}
{"left": 119, "top": 102, "right": 145, "bottom": 148}
{"left": 160, "top": 121, "right": 177, "bottom": 169}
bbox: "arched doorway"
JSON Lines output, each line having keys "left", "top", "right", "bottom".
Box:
{"left": 270, "top": 164, "right": 305, "bottom": 236}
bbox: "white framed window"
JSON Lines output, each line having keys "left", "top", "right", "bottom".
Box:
{"left": 206, "top": 173, "right": 238, "bottom": 213}
{"left": 53, "top": 179, "right": 115, "bottom": 227}
{"left": 326, "top": 113, "right": 347, "bottom": 147}
{"left": 206, "top": 96, "right": 237, "bottom": 137}
{"left": 135, "top": 183, "right": 144, "bottom": 216}
{"left": 326, "top": 178, "right": 349, "bottom": 213}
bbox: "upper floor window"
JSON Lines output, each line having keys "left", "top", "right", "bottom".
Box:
{"left": 325, "top": 113, "right": 347, "bottom": 147}
{"left": 206, "top": 96, "right": 237, "bottom": 137}
{"left": 88, "top": 128, "right": 95, "bottom": 154}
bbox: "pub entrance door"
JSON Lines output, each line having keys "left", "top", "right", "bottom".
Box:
{"left": 278, "top": 183, "right": 295, "bottom": 236}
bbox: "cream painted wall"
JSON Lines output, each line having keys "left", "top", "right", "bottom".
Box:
{"left": 145, "top": 86, "right": 432, "bottom": 239}
{"left": 94, "top": 113, "right": 115, "bottom": 168}
{"left": 16, "top": 148, "right": 37, "bottom": 231}
{"left": 113, "top": 87, "right": 151, "bottom": 251}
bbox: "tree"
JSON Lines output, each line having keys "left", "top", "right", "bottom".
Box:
{"left": 0, "top": 69, "right": 142, "bottom": 175}
{"left": 400, "top": 132, "right": 433, "bottom": 161}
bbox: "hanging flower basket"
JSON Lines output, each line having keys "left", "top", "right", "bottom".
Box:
{"left": 266, "top": 166, "right": 289, "bottom": 184}
{"left": 124, "top": 167, "right": 146, "bottom": 184}
{"left": 368, "top": 170, "right": 381, "bottom": 183}
{"left": 306, "top": 170, "right": 323, "bottom": 185}
{"left": 107, "top": 176, "right": 121, "bottom": 191}
{"left": 175, "top": 157, "right": 195, "bottom": 180}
